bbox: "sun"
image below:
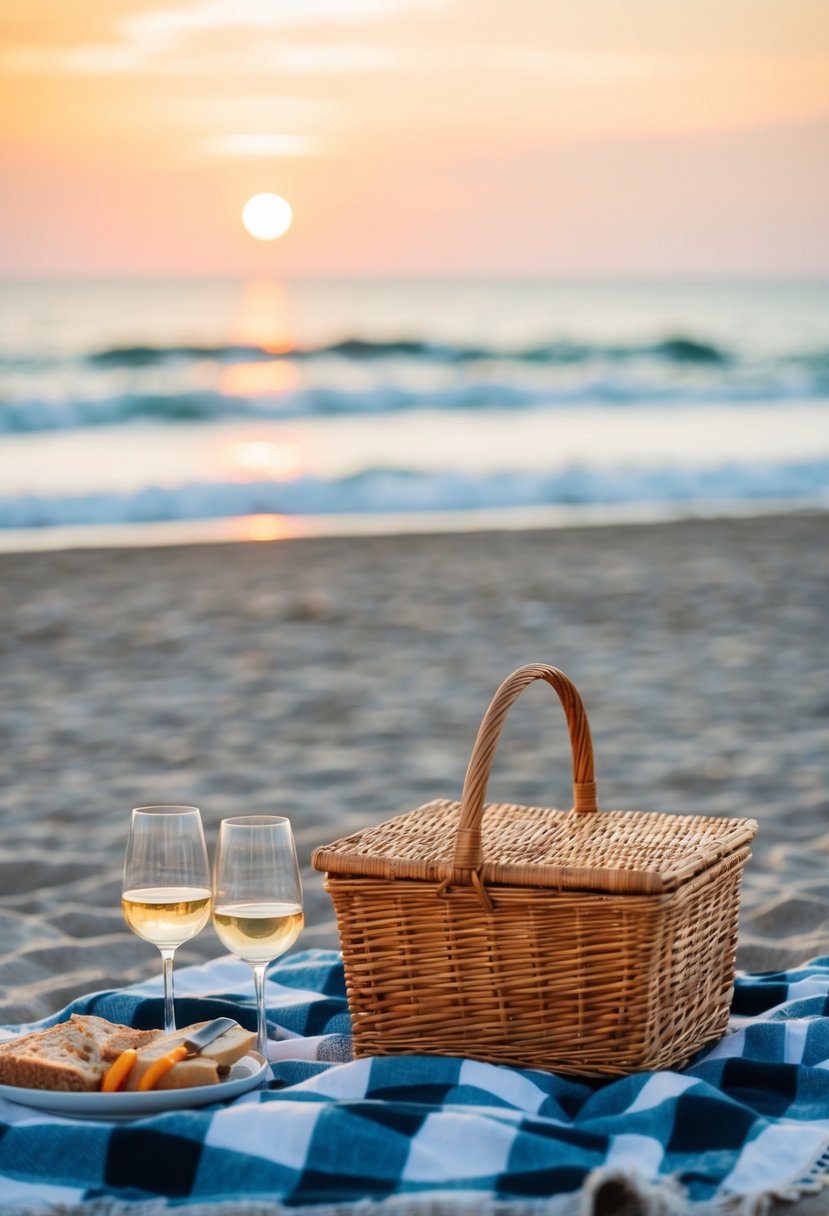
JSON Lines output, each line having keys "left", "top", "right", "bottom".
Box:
{"left": 242, "top": 194, "right": 293, "bottom": 241}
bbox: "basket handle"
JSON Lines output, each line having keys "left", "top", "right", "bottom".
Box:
{"left": 453, "top": 664, "right": 597, "bottom": 872}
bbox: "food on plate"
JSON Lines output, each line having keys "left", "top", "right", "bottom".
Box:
{"left": 121, "top": 1021, "right": 256, "bottom": 1091}
{"left": 0, "top": 1014, "right": 255, "bottom": 1093}
{"left": 0, "top": 1014, "right": 158, "bottom": 1092}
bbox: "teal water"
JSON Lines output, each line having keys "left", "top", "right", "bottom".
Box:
{"left": 0, "top": 277, "right": 827, "bottom": 545}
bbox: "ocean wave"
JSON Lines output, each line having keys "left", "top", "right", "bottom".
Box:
{"left": 0, "top": 391, "right": 243, "bottom": 432}
{"left": 0, "top": 333, "right": 744, "bottom": 370}
{"left": 80, "top": 333, "right": 733, "bottom": 367}
{"left": 2, "top": 459, "right": 827, "bottom": 530}
{"left": 2, "top": 374, "right": 827, "bottom": 434}
{"left": 86, "top": 343, "right": 268, "bottom": 367}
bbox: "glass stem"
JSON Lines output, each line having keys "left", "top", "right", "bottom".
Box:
{"left": 160, "top": 949, "right": 176, "bottom": 1033}
{"left": 251, "top": 963, "right": 269, "bottom": 1062}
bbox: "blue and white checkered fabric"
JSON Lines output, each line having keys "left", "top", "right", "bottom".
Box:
{"left": 1, "top": 951, "right": 828, "bottom": 1214}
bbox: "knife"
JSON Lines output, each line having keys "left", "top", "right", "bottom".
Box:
{"left": 103, "top": 1017, "right": 245, "bottom": 1093}
{"left": 181, "top": 1017, "right": 238, "bottom": 1057}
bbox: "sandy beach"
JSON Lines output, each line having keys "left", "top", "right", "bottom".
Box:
{"left": 0, "top": 512, "right": 828, "bottom": 1214}
{"left": 1, "top": 511, "right": 827, "bottom": 1028}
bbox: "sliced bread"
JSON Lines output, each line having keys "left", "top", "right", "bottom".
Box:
{"left": 0, "top": 1015, "right": 255, "bottom": 1093}
{"left": 0, "top": 1015, "right": 159, "bottom": 1092}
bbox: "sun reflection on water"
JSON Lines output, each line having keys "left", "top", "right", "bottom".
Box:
{"left": 232, "top": 279, "right": 295, "bottom": 355}
{"left": 233, "top": 514, "right": 299, "bottom": 542}
{"left": 226, "top": 438, "right": 304, "bottom": 480}
{"left": 218, "top": 359, "right": 300, "bottom": 399}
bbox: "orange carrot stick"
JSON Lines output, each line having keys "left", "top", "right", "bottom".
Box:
{"left": 101, "top": 1048, "right": 138, "bottom": 1093}
{"left": 137, "top": 1044, "right": 188, "bottom": 1091}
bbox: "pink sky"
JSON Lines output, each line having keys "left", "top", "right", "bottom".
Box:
{"left": 1, "top": 0, "right": 828, "bottom": 277}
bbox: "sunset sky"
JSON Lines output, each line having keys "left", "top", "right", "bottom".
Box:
{"left": 1, "top": 0, "right": 828, "bottom": 277}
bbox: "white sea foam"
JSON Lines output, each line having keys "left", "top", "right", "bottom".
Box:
{"left": 2, "top": 277, "right": 828, "bottom": 535}
{"left": 1, "top": 371, "right": 827, "bottom": 435}
{"left": 1, "top": 458, "right": 827, "bottom": 530}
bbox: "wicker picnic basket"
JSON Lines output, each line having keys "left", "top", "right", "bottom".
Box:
{"left": 312, "top": 663, "right": 757, "bottom": 1077}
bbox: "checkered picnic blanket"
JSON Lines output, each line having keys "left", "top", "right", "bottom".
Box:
{"left": 1, "top": 950, "right": 828, "bottom": 1215}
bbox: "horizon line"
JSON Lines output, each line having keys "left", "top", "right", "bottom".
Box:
{"left": 3, "top": 271, "right": 829, "bottom": 286}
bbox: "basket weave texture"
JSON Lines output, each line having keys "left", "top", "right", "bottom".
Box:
{"left": 312, "top": 664, "right": 757, "bottom": 1076}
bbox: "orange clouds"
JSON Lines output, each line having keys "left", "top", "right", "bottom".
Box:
{"left": 1, "top": 0, "right": 827, "bottom": 275}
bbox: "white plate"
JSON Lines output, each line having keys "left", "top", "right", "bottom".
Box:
{"left": 0, "top": 1052, "right": 269, "bottom": 1119}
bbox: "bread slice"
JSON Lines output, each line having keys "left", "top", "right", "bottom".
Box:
{"left": 0, "top": 1015, "right": 255, "bottom": 1093}
{"left": 0, "top": 1014, "right": 159, "bottom": 1092}
{"left": 124, "top": 1021, "right": 257, "bottom": 1090}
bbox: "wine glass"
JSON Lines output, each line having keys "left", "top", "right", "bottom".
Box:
{"left": 121, "top": 805, "right": 211, "bottom": 1033}
{"left": 212, "top": 816, "right": 304, "bottom": 1062}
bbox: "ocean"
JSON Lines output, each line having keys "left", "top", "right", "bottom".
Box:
{"left": 0, "top": 276, "right": 827, "bottom": 550}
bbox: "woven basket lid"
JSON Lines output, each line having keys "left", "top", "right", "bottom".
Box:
{"left": 312, "top": 664, "right": 758, "bottom": 897}
{"left": 312, "top": 798, "right": 757, "bottom": 895}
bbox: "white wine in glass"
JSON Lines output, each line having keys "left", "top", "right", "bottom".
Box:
{"left": 122, "top": 805, "right": 211, "bottom": 1033}
{"left": 212, "top": 816, "right": 304, "bottom": 1062}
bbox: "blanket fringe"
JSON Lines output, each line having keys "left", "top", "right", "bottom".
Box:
{"left": 581, "top": 1160, "right": 829, "bottom": 1215}
{"left": 716, "top": 1137, "right": 829, "bottom": 1215}
{"left": 8, "top": 1192, "right": 583, "bottom": 1216}
{"left": 8, "top": 1155, "right": 828, "bottom": 1216}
